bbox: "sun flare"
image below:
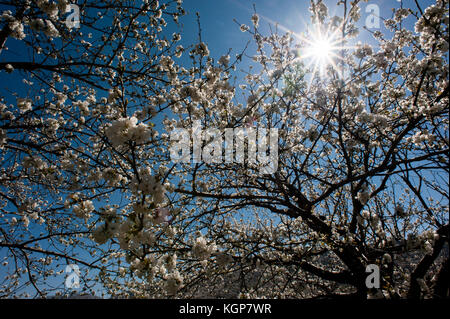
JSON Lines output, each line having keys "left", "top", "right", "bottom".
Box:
{"left": 303, "top": 33, "right": 340, "bottom": 74}
{"left": 308, "top": 38, "right": 333, "bottom": 60}
{"left": 291, "top": 24, "right": 346, "bottom": 82}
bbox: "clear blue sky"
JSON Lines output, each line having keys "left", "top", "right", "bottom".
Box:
{"left": 180, "top": 0, "right": 436, "bottom": 58}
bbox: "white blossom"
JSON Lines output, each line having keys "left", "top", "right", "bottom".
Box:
{"left": 17, "top": 98, "right": 32, "bottom": 113}
{"left": 251, "top": 14, "right": 259, "bottom": 27}
{"left": 8, "top": 20, "right": 26, "bottom": 39}
{"left": 105, "top": 117, "right": 152, "bottom": 147}
{"left": 165, "top": 271, "right": 183, "bottom": 295}
{"left": 192, "top": 236, "right": 216, "bottom": 260}
{"left": 73, "top": 200, "right": 95, "bottom": 218}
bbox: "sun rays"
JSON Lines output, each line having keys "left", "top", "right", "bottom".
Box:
{"left": 302, "top": 29, "right": 341, "bottom": 76}
{"left": 229, "top": 1, "right": 358, "bottom": 90}
{"left": 294, "top": 22, "right": 348, "bottom": 83}
{"left": 248, "top": 9, "right": 354, "bottom": 86}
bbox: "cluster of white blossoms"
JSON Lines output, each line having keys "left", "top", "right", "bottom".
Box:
{"left": 102, "top": 167, "right": 125, "bottom": 187}
{"left": 406, "top": 230, "right": 439, "bottom": 254}
{"left": 215, "top": 252, "right": 233, "bottom": 268}
{"left": 92, "top": 202, "right": 175, "bottom": 254}
{"left": 130, "top": 167, "right": 166, "bottom": 204}
{"left": 407, "top": 130, "right": 436, "bottom": 148}
{"left": 251, "top": 14, "right": 259, "bottom": 28}
{"left": 159, "top": 55, "right": 175, "bottom": 72}
{"left": 355, "top": 110, "right": 389, "bottom": 129}
{"left": 179, "top": 85, "right": 203, "bottom": 103}
{"left": 310, "top": 0, "right": 328, "bottom": 22}
{"left": 36, "top": 0, "right": 60, "bottom": 19}
{"left": 240, "top": 24, "right": 249, "bottom": 32}
{"left": 92, "top": 211, "right": 138, "bottom": 248}
{"left": 105, "top": 117, "right": 152, "bottom": 147}
{"left": 22, "top": 156, "right": 48, "bottom": 172}
{"left": 16, "top": 98, "right": 32, "bottom": 113}
{"left": 107, "top": 88, "right": 122, "bottom": 103}
{"left": 0, "top": 128, "right": 6, "bottom": 148}
{"left": 43, "top": 20, "right": 60, "bottom": 38}
{"left": 72, "top": 99, "right": 90, "bottom": 115}
{"left": 415, "top": 3, "right": 447, "bottom": 36}
{"left": 1, "top": 11, "right": 25, "bottom": 39}
{"left": 192, "top": 236, "right": 217, "bottom": 261}
{"left": 112, "top": 237, "right": 184, "bottom": 294}
{"left": 354, "top": 43, "right": 373, "bottom": 59}
{"left": 92, "top": 222, "right": 116, "bottom": 245}
{"left": 356, "top": 210, "right": 386, "bottom": 238}
{"left": 165, "top": 270, "right": 184, "bottom": 295}
{"left": 1, "top": 2, "right": 65, "bottom": 41}
{"left": 28, "top": 17, "right": 60, "bottom": 38}
{"left": 8, "top": 20, "right": 26, "bottom": 40}
{"left": 44, "top": 118, "right": 60, "bottom": 135}
{"left": 153, "top": 207, "right": 171, "bottom": 224}
{"left": 72, "top": 200, "right": 95, "bottom": 219}
{"left": 218, "top": 54, "right": 230, "bottom": 67}
{"left": 193, "top": 42, "right": 209, "bottom": 56}
{"left": 356, "top": 185, "right": 370, "bottom": 206}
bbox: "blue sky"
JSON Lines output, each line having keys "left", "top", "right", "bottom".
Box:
{"left": 179, "top": 0, "right": 431, "bottom": 57}
{"left": 1, "top": 0, "right": 436, "bottom": 107}
{"left": 175, "top": 0, "right": 437, "bottom": 104}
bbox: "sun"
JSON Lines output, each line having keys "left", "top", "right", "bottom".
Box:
{"left": 302, "top": 33, "right": 340, "bottom": 76}
{"left": 308, "top": 38, "right": 333, "bottom": 61}
{"left": 291, "top": 24, "right": 345, "bottom": 81}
